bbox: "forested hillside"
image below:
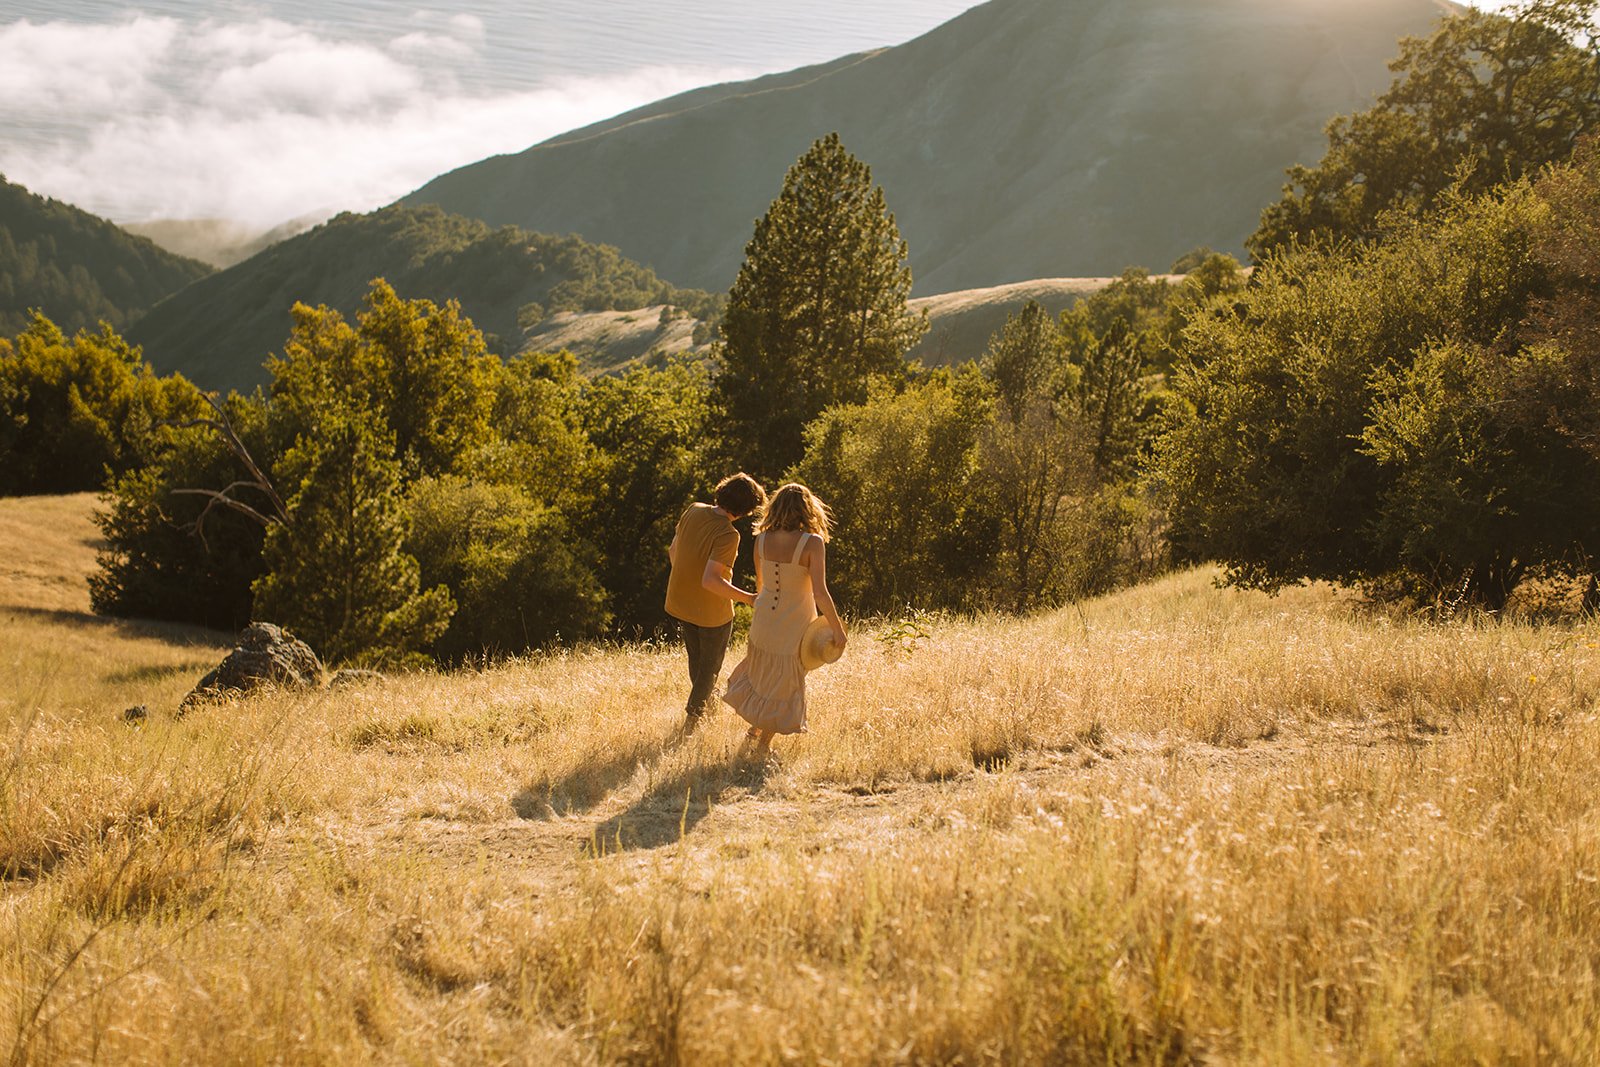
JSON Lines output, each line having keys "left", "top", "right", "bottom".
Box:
{"left": 0, "top": 176, "right": 212, "bottom": 336}
{"left": 127, "top": 205, "right": 719, "bottom": 391}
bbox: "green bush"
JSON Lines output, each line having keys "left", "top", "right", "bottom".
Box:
{"left": 407, "top": 476, "right": 609, "bottom": 659}
{"left": 793, "top": 369, "right": 995, "bottom": 614}
{"left": 1160, "top": 169, "right": 1599, "bottom": 608}
{"left": 0, "top": 315, "right": 202, "bottom": 495}
{"left": 90, "top": 393, "right": 273, "bottom": 630}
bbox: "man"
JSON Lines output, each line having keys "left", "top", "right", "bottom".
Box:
{"left": 665, "top": 473, "right": 766, "bottom": 730}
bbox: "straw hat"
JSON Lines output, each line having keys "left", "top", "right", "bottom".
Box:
{"left": 800, "top": 615, "right": 844, "bottom": 671}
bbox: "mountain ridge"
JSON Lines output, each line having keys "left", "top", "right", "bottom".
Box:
{"left": 124, "top": 204, "right": 721, "bottom": 392}
{"left": 402, "top": 0, "right": 1459, "bottom": 295}
{"left": 0, "top": 175, "right": 213, "bottom": 337}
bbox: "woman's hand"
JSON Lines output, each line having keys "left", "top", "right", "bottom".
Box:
{"left": 831, "top": 623, "right": 847, "bottom": 649}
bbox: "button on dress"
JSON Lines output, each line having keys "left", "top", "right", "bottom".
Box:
{"left": 722, "top": 531, "right": 817, "bottom": 734}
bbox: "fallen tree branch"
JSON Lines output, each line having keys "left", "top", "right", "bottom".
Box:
{"left": 164, "top": 393, "right": 288, "bottom": 550}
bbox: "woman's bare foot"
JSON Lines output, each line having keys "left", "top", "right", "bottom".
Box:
{"left": 735, "top": 726, "right": 760, "bottom": 762}
{"left": 753, "top": 729, "right": 776, "bottom": 765}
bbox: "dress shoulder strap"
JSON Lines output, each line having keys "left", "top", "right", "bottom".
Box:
{"left": 790, "top": 532, "right": 810, "bottom": 565}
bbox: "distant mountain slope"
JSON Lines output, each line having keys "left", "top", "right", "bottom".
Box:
{"left": 403, "top": 0, "right": 1456, "bottom": 295}
{"left": 908, "top": 277, "right": 1174, "bottom": 366}
{"left": 519, "top": 277, "right": 1151, "bottom": 376}
{"left": 0, "top": 177, "right": 213, "bottom": 336}
{"left": 126, "top": 205, "right": 718, "bottom": 392}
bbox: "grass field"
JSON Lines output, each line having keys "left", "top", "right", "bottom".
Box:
{"left": 2, "top": 494, "right": 1597, "bottom": 1064}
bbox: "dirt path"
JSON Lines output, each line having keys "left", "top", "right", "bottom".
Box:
{"left": 261, "top": 714, "right": 1440, "bottom": 896}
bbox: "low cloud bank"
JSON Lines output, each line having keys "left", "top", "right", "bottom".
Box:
{"left": 0, "top": 14, "right": 744, "bottom": 231}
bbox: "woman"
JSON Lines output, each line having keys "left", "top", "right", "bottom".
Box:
{"left": 721, "top": 482, "right": 848, "bottom": 761}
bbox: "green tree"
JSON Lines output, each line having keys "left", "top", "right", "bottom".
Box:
{"left": 1160, "top": 253, "right": 1248, "bottom": 354}
{"left": 407, "top": 476, "right": 609, "bottom": 659}
{"left": 1066, "top": 316, "right": 1145, "bottom": 482}
{"left": 581, "top": 359, "right": 718, "bottom": 632}
{"left": 988, "top": 300, "right": 1071, "bottom": 420}
{"left": 1074, "top": 267, "right": 1174, "bottom": 371}
{"left": 793, "top": 369, "right": 994, "bottom": 613}
{"left": 714, "top": 133, "right": 927, "bottom": 479}
{"left": 0, "top": 314, "right": 203, "bottom": 495}
{"left": 355, "top": 280, "right": 496, "bottom": 476}
{"left": 977, "top": 303, "right": 1088, "bottom": 608}
{"left": 91, "top": 392, "right": 273, "bottom": 630}
{"left": 1160, "top": 173, "right": 1598, "bottom": 608}
{"left": 253, "top": 407, "right": 453, "bottom": 664}
{"left": 1169, "top": 247, "right": 1218, "bottom": 274}
{"left": 268, "top": 280, "right": 495, "bottom": 478}
{"left": 479, "top": 349, "right": 597, "bottom": 512}
{"left": 0, "top": 335, "right": 18, "bottom": 470}
{"left": 1250, "top": 0, "right": 1600, "bottom": 256}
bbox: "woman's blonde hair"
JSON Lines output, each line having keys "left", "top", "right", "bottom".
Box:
{"left": 755, "top": 482, "right": 833, "bottom": 542}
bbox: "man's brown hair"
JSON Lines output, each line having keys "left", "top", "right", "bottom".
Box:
{"left": 713, "top": 472, "right": 766, "bottom": 518}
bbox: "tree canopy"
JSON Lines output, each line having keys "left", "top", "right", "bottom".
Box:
{"left": 1250, "top": 0, "right": 1600, "bottom": 257}
{"left": 1162, "top": 143, "right": 1600, "bottom": 609}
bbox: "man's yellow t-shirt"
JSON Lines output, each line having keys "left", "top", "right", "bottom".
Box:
{"left": 665, "top": 503, "right": 740, "bottom": 627}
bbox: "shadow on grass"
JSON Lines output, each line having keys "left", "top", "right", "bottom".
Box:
{"left": 103, "top": 661, "right": 221, "bottom": 686}
{"left": 0, "top": 604, "right": 230, "bottom": 646}
{"left": 584, "top": 755, "right": 770, "bottom": 855}
{"left": 511, "top": 734, "right": 668, "bottom": 820}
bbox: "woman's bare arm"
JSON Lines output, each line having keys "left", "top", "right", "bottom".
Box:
{"left": 806, "top": 539, "right": 847, "bottom": 647}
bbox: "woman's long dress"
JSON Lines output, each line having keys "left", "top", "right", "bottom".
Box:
{"left": 722, "top": 532, "right": 816, "bottom": 734}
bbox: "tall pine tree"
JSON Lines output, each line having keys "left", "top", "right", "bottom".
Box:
{"left": 713, "top": 133, "right": 926, "bottom": 480}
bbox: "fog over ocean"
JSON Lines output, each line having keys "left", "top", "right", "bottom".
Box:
{"left": 0, "top": 1, "right": 980, "bottom": 231}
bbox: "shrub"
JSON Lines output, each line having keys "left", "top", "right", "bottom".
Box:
{"left": 407, "top": 476, "right": 609, "bottom": 659}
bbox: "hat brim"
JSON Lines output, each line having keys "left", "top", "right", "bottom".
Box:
{"left": 799, "top": 615, "right": 843, "bottom": 671}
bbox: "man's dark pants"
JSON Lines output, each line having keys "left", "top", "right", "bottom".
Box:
{"left": 681, "top": 619, "right": 733, "bottom": 721}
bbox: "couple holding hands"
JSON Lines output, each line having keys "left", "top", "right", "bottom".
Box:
{"left": 665, "top": 474, "right": 848, "bottom": 761}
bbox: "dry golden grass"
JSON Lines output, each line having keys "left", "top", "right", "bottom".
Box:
{"left": 2, "top": 495, "right": 1598, "bottom": 1064}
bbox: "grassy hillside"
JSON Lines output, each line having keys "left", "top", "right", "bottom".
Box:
{"left": 522, "top": 277, "right": 1170, "bottom": 375}
{"left": 4, "top": 494, "right": 1598, "bottom": 1062}
{"left": 126, "top": 205, "right": 718, "bottom": 392}
{"left": 0, "top": 177, "right": 213, "bottom": 336}
{"left": 0, "top": 494, "right": 230, "bottom": 717}
{"left": 404, "top": 0, "right": 1453, "bottom": 294}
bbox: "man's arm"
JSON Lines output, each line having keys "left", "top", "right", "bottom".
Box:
{"left": 702, "top": 560, "right": 756, "bottom": 607}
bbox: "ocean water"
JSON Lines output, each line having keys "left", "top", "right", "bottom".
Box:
{"left": 0, "top": 1, "right": 982, "bottom": 227}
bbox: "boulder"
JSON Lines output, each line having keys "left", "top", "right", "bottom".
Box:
{"left": 181, "top": 622, "right": 324, "bottom": 711}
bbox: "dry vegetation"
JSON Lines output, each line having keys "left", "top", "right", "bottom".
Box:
{"left": 2, "top": 495, "right": 1597, "bottom": 1064}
